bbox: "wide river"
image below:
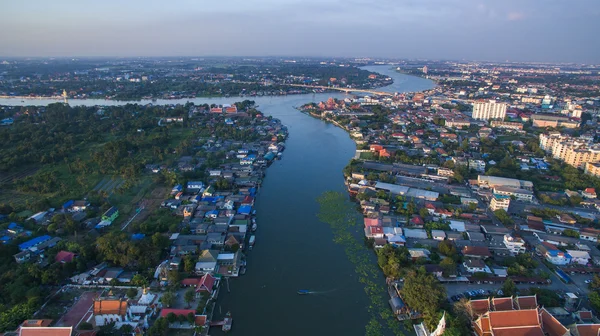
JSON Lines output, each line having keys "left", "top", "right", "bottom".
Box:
{"left": 0, "top": 66, "right": 434, "bottom": 335}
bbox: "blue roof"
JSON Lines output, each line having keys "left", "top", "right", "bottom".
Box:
{"left": 63, "top": 200, "right": 74, "bottom": 209}
{"left": 0, "top": 235, "right": 11, "bottom": 242}
{"left": 131, "top": 233, "right": 146, "bottom": 241}
{"left": 19, "top": 235, "right": 51, "bottom": 250}
{"left": 202, "top": 197, "right": 218, "bottom": 203}
{"left": 238, "top": 205, "right": 252, "bottom": 215}
{"left": 8, "top": 222, "right": 20, "bottom": 230}
{"left": 173, "top": 184, "right": 182, "bottom": 190}
{"left": 206, "top": 210, "right": 219, "bottom": 216}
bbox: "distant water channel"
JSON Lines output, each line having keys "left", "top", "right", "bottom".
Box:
{"left": 1, "top": 66, "right": 434, "bottom": 335}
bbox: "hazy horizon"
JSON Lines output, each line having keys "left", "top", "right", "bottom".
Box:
{"left": 2, "top": 0, "right": 599, "bottom": 63}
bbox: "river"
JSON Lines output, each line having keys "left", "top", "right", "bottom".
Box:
{"left": 0, "top": 66, "right": 434, "bottom": 335}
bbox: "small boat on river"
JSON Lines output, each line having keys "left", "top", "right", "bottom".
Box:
{"left": 297, "top": 290, "right": 310, "bottom": 295}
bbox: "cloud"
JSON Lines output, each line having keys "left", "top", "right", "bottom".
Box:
{"left": 507, "top": 11, "right": 525, "bottom": 21}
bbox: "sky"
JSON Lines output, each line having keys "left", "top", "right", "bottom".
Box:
{"left": 1, "top": 0, "right": 599, "bottom": 63}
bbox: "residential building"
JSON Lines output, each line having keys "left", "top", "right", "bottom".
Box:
{"left": 445, "top": 119, "right": 471, "bottom": 128}
{"left": 493, "top": 186, "right": 534, "bottom": 202}
{"left": 585, "top": 162, "right": 600, "bottom": 177}
{"left": 462, "top": 246, "right": 492, "bottom": 258}
{"left": 477, "top": 175, "right": 533, "bottom": 190}
{"left": 567, "top": 250, "right": 590, "bottom": 265}
{"left": 19, "top": 327, "right": 73, "bottom": 336}
{"left": 490, "top": 194, "right": 510, "bottom": 212}
{"left": 469, "top": 159, "right": 486, "bottom": 173}
{"left": 538, "top": 242, "right": 572, "bottom": 265}
{"left": 472, "top": 100, "right": 507, "bottom": 120}
{"left": 532, "top": 114, "right": 579, "bottom": 128}
{"left": 540, "top": 133, "right": 600, "bottom": 169}
{"left": 463, "top": 259, "right": 491, "bottom": 273}
{"left": 489, "top": 121, "right": 523, "bottom": 130}
{"left": 503, "top": 234, "right": 526, "bottom": 255}
{"left": 582, "top": 188, "right": 597, "bottom": 199}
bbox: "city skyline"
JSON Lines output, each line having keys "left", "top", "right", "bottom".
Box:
{"left": 1, "top": 0, "right": 600, "bottom": 63}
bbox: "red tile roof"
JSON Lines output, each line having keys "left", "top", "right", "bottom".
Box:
{"left": 487, "top": 309, "right": 539, "bottom": 329}
{"left": 517, "top": 295, "right": 538, "bottom": 310}
{"left": 492, "top": 297, "right": 514, "bottom": 311}
{"left": 197, "top": 273, "right": 216, "bottom": 292}
{"left": 576, "top": 324, "right": 600, "bottom": 336}
{"left": 540, "top": 308, "right": 569, "bottom": 336}
{"left": 364, "top": 218, "right": 381, "bottom": 227}
{"left": 55, "top": 251, "right": 75, "bottom": 263}
{"left": 470, "top": 299, "right": 491, "bottom": 316}
{"left": 160, "top": 308, "right": 195, "bottom": 318}
{"left": 462, "top": 246, "right": 492, "bottom": 257}
{"left": 20, "top": 327, "right": 73, "bottom": 336}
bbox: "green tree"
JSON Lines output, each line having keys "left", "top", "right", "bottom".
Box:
{"left": 589, "top": 291, "right": 600, "bottom": 313}
{"left": 401, "top": 268, "right": 446, "bottom": 329}
{"left": 438, "top": 240, "right": 458, "bottom": 257}
{"left": 419, "top": 208, "right": 429, "bottom": 218}
{"left": 126, "top": 288, "right": 138, "bottom": 299}
{"left": 187, "top": 312, "right": 196, "bottom": 325}
{"left": 440, "top": 258, "right": 457, "bottom": 277}
{"left": 166, "top": 312, "right": 177, "bottom": 324}
{"left": 563, "top": 229, "right": 580, "bottom": 238}
{"left": 494, "top": 209, "right": 513, "bottom": 225}
{"left": 160, "top": 291, "right": 175, "bottom": 308}
{"left": 184, "top": 288, "right": 196, "bottom": 308}
{"left": 501, "top": 278, "right": 517, "bottom": 297}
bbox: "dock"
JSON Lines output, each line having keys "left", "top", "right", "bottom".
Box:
{"left": 210, "top": 315, "right": 233, "bottom": 331}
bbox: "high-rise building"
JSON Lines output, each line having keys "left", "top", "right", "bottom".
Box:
{"left": 472, "top": 100, "right": 507, "bottom": 120}
{"left": 539, "top": 133, "right": 600, "bottom": 168}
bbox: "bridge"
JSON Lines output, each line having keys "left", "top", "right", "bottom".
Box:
{"left": 284, "top": 84, "right": 395, "bottom": 96}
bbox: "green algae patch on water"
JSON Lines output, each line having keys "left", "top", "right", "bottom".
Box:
{"left": 317, "top": 191, "right": 405, "bottom": 336}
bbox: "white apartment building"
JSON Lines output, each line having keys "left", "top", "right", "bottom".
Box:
{"left": 503, "top": 234, "right": 526, "bottom": 255}
{"left": 472, "top": 100, "right": 507, "bottom": 120}
{"left": 490, "top": 194, "right": 510, "bottom": 212}
{"left": 539, "top": 133, "right": 600, "bottom": 169}
{"left": 469, "top": 159, "right": 486, "bottom": 173}
{"left": 493, "top": 186, "right": 534, "bottom": 202}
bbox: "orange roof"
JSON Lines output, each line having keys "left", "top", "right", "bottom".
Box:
{"left": 540, "top": 308, "right": 569, "bottom": 336}
{"left": 93, "top": 299, "right": 128, "bottom": 316}
{"left": 576, "top": 324, "right": 600, "bottom": 336}
{"left": 470, "top": 299, "right": 491, "bottom": 316}
{"left": 579, "top": 311, "right": 594, "bottom": 320}
{"left": 20, "top": 327, "right": 73, "bottom": 336}
{"left": 492, "top": 297, "right": 514, "bottom": 311}
{"left": 517, "top": 295, "right": 538, "bottom": 310}
{"left": 488, "top": 309, "right": 539, "bottom": 329}
{"left": 492, "top": 326, "right": 543, "bottom": 336}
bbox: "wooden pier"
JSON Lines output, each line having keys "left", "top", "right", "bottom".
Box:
{"left": 210, "top": 313, "right": 233, "bottom": 332}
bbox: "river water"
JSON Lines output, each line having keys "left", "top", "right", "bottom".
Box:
{"left": 0, "top": 66, "right": 434, "bottom": 335}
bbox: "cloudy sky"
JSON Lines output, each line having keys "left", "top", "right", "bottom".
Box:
{"left": 1, "top": 0, "right": 599, "bottom": 63}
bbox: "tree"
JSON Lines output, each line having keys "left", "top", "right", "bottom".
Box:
{"left": 401, "top": 268, "right": 446, "bottom": 329}
{"left": 166, "top": 312, "right": 177, "bottom": 324}
{"left": 187, "top": 312, "right": 196, "bottom": 324}
{"left": 590, "top": 275, "right": 600, "bottom": 291}
{"left": 590, "top": 291, "right": 600, "bottom": 313}
{"left": 168, "top": 270, "right": 180, "bottom": 286}
{"left": 126, "top": 288, "right": 138, "bottom": 299}
{"left": 147, "top": 317, "right": 168, "bottom": 336}
{"left": 419, "top": 208, "right": 429, "bottom": 218}
{"left": 160, "top": 291, "right": 175, "bottom": 308}
{"left": 440, "top": 258, "right": 457, "bottom": 277}
{"left": 131, "top": 274, "right": 149, "bottom": 287}
{"left": 183, "top": 255, "right": 196, "bottom": 273}
{"left": 501, "top": 278, "right": 517, "bottom": 297}
{"left": 563, "top": 229, "right": 580, "bottom": 238}
{"left": 494, "top": 209, "right": 513, "bottom": 225}
{"left": 184, "top": 288, "right": 196, "bottom": 308}
{"left": 438, "top": 240, "right": 458, "bottom": 258}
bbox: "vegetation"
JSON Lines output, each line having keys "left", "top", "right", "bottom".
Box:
{"left": 317, "top": 191, "right": 405, "bottom": 335}
{"left": 401, "top": 268, "right": 446, "bottom": 329}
